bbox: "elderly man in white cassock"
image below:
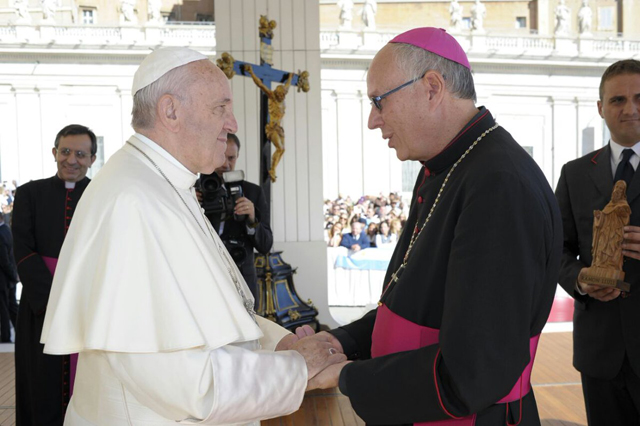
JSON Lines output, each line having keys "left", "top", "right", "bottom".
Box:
{"left": 40, "top": 47, "right": 346, "bottom": 425}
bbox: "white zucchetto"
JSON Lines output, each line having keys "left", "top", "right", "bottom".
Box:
{"left": 132, "top": 47, "right": 208, "bottom": 95}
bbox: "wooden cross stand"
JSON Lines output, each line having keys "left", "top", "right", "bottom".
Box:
{"left": 216, "top": 15, "right": 310, "bottom": 207}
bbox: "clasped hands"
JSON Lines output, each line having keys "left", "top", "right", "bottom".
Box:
{"left": 275, "top": 325, "right": 350, "bottom": 391}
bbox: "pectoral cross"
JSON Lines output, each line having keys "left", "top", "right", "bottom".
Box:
{"left": 216, "top": 15, "right": 309, "bottom": 209}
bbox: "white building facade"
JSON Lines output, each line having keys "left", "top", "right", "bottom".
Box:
{"left": 0, "top": 1, "right": 639, "bottom": 325}
{"left": 321, "top": 30, "right": 640, "bottom": 199}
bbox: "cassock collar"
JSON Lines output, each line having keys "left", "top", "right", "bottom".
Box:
{"left": 126, "top": 134, "right": 198, "bottom": 190}
{"left": 422, "top": 107, "right": 495, "bottom": 176}
{"left": 51, "top": 173, "right": 90, "bottom": 190}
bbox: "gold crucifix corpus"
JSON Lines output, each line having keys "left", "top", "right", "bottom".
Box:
{"left": 243, "top": 64, "right": 293, "bottom": 183}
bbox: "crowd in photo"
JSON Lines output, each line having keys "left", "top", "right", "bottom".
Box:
{"left": 0, "top": 182, "right": 16, "bottom": 225}
{"left": 324, "top": 192, "right": 408, "bottom": 249}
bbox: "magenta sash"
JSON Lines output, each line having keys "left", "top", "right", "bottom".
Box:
{"left": 42, "top": 256, "right": 78, "bottom": 397}
{"left": 371, "top": 304, "right": 540, "bottom": 426}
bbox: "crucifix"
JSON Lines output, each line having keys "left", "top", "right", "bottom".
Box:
{"left": 216, "top": 15, "right": 310, "bottom": 208}
{"left": 217, "top": 18, "right": 316, "bottom": 328}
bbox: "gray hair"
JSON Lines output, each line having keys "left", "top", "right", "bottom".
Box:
{"left": 388, "top": 43, "right": 477, "bottom": 103}
{"left": 131, "top": 63, "right": 197, "bottom": 130}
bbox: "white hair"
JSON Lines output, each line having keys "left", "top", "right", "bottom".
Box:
{"left": 131, "top": 63, "right": 196, "bottom": 130}
{"left": 389, "top": 43, "right": 477, "bottom": 102}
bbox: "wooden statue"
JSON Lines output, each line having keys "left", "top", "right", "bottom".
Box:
{"left": 579, "top": 180, "right": 632, "bottom": 291}
{"left": 243, "top": 64, "right": 293, "bottom": 182}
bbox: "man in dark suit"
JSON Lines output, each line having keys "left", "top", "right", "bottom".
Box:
{"left": 339, "top": 221, "right": 371, "bottom": 252}
{"left": 556, "top": 59, "right": 640, "bottom": 426}
{"left": 205, "top": 134, "right": 273, "bottom": 301}
{"left": 0, "top": 215, "right": 18, "bottom": 343}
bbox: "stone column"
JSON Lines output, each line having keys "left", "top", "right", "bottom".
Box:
{"left": 13, "top": 85, "right": 44, "bottom": 183}
{"left": 552, "top": 96, "right": 578, "bottom": 185}
{"left": 537, "top": 0, "right": 550, "bottom": 35}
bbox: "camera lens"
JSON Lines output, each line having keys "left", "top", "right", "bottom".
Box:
{"left": 201, "top": 173, "right": 222, "bottom": 192}
{"left": 229, "top": 247, "right": 246, "bottom": 265}
{"left": 224, "top": 239, "right": 246, "bottom": 266}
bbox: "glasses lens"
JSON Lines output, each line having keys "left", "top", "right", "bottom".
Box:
{"left": 58, "top": 148, "right": 89, "bottom": 159}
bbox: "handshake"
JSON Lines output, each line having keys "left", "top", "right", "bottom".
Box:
{"left": 275, "top": 325, "right": 350, "bottom": 391}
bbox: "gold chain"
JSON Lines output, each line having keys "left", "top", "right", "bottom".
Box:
{"left": 380, "top": 124, "right": 499, "bottom": 304}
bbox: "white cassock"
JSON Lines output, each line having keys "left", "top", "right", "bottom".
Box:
{"left": 41, "top": 134, "right": 307, "bottom": 425}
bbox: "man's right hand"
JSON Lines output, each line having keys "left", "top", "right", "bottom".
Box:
{"left": 290, "top": 334, "right": 346, "bottom": 379}
{"left": 578, "top": 268, "right": 621, "bottom": 302}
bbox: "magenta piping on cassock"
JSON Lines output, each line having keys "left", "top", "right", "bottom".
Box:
{"left": 42, "top": 256, "right": 78, "bottom": 398}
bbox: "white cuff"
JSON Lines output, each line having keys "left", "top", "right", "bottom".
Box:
{"left": 205, "top": 345, "right": 307, "bottom": 423}
{"left": 256, "top": 316, "right": 292, "bottom": 351}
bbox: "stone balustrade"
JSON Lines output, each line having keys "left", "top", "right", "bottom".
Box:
{"left": 320, "top": 29, "right": 640, "bottom": 61}
{"left": 1, "top": 24, "right": 637, "bottom": 61}
{"left": 0, "top": 23, "right": 216, "bottom": 51}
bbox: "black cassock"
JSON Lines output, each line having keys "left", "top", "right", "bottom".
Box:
{"left": 12, "top": 175, "right": 90, "bottom": 426}
{"left": 332, "top": 109, "right": 562, "bottom": 426}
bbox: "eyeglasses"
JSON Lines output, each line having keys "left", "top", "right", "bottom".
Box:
{"left": 56, "top": 148, "right": 92, "bottom": 159}
{"left": 370, "top": 73, "right": 426, "bottom": 111}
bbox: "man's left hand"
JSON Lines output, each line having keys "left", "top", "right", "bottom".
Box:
{"left": 235, "top": 197, "right": 256, "bottom": 224}
{"left": 275, "top": 325, "right": 316, "bottom": 351}
{"left": 623, "top": 225, "right": 640, "bottom": 260}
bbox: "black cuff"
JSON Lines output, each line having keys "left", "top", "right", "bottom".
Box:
{"left": 330, "top": 328, "right": 362, "bottom": 360}
{"left": 338, "top": 362, "right": 351, "bottom": 396}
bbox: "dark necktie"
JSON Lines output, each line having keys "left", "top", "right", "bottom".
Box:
{"left": 614, "top": 148, "right": 635, "bottom": 187}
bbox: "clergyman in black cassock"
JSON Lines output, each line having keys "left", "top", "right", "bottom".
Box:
{"left": 13, "top": 124, "right": 96, "bottom": 426}
{"left": 0, "top": 217, "right": 19, "bottom": 342}
{"left": 315, "top": 27, "right": 562, "bottom": 426}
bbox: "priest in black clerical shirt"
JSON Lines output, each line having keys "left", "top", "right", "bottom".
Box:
{"left": 12, "top": 124, "right": 96, "bottom": 426}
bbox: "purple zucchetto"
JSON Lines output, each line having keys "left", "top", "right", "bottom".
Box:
{"left": 389, "top": 27, "right": 471, "bottom": 70}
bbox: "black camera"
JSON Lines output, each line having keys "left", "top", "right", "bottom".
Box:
{"left": 223, "top": 238, "right": 247, "bottom": 266}
{"left": 199, "top": 170, "right": 247, "bottom": 222}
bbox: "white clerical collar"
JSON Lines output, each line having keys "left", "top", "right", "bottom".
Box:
{"left": 128, "top": 134, "right": 198, "bottom": 189}
{"left": 609, "top": 139, "right": 640, "bottom": 176}
{"left": 133, "top": 133, "right": 193, "bottom": 172}
{"left": 65, "top": 181, "right": 76, "bottom": 189}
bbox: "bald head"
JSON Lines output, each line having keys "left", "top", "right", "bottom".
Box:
{"left": 367, "top": 42, "right": 479, "bottom": 162}
{"left": 386, "top": 43, "right": 476, "bottom": 102}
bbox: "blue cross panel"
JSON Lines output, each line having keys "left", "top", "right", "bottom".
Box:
{"left": 232, "top": 60, "right": 301, "bottom": 89}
